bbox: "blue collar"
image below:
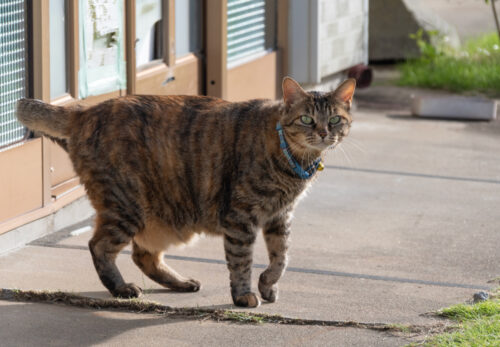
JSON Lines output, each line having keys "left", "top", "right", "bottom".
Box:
{"left": 276, "top": 122, "right": 323, "bottom": 180}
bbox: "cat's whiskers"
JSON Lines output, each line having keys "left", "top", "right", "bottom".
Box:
{"left": 337, "top": 143, "right": 354, "bottom": 167}
{"left": 326, "top": 141, "right": 338, "bottom": 151}
{"left": 343, "top": 138, "right": 366, "bottom": 154}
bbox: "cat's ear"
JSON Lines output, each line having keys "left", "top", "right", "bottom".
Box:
{"left": 282, "top": 77, "right": 307, "bottom": 106}
{"left": 332, "top": 78, "right": 356, "bottom": 108}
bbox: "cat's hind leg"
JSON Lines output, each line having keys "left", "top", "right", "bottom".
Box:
{"left": 258, "top": 214, "right": 291, "bottom": 303}
{"left": 89, "top": 214, "right": 143, "bottom": 298}
{"left": 132, "top": 241, "right": 201, "bottom": 292}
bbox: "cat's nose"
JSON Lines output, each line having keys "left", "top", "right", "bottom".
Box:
{"left": 318, "top": 131, "right": 327, "bottom": 139}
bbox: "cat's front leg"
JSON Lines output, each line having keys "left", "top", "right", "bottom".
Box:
{"left": 258, "top": 214, "right": 290, "bottom": 303}
{"left": 223, "top": 224, "right": 260, "bottom": 308}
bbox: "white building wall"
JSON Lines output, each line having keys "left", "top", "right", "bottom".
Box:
{"left": 289, "top": 0, "right": 368, "bottom": 86}
{"left": 319, "top": 0, "right": 368, "bottom": 78}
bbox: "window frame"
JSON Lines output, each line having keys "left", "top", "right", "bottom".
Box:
{"left": 128, "top": 0, "right": 203, "bottom": 96}
{"left": 126, "top": 0, "right": 175, "bottom": 95}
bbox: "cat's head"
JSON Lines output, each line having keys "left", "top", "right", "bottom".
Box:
{"left": 279, "top": 77, "right": 356, "bottom": 158}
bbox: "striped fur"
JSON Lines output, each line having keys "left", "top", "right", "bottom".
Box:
{"left": 17, "top": 98, "right": 75, "bottom": 139}
{"left": 17, "top": 77, "right": 355, "bottom": 307}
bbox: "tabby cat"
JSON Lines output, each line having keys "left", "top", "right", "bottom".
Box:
{"left": 17, "top": 77, "right": 355, "bottom": 307}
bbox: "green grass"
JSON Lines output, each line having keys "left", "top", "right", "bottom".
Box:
{"left": 420, "top": 290, "right": 500, "bottom": 346}
{"left": 440, "top": 299, "right": 500, "bottom": 321}
{"left": 427, "top": 317, "right": 499, "bottom": 346}
{"left": 398, "top": 32, "right": 500, "bottom": 96}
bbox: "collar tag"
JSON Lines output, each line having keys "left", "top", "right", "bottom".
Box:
{"left": 317, "top": 161, "right": 324, "bottom": 171}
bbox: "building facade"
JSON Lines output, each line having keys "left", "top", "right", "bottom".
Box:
{"left": 0, "top": 0, "right": 368, "bottom": 249}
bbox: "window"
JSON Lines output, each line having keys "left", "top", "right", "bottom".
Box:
{"left": 135, "top": 0, "right": 163, "bottom": 67}
{"left": 49, "top": 0, "right": 68, "bottom": 99}
{"left": 175, "top": 0, "right": 202, "bottom": 58}
{"left": 0, "top": 0, "right": 27, "bottom": 149}
{"left": 227, "top": 0, "right": 276, "bottom": 67}
{"left": 79, "top": 0, "right": 126, "bottom": 98}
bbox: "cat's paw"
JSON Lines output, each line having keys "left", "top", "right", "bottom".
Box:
{"left": 233, "top": 292, "right": 261, "bottom": 308}
{"left": 258, "top": 281, "right": 278, "bottom": 303}
{"left": 172, "top": 278, "right": 201, "bottom": 292}
{"left": 112, "top": 283, "right": 143, "bottom": 298}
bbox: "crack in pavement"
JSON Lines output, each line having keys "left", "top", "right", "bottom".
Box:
{"left": 0, "top": 288, "right": 451, "bottom": 337}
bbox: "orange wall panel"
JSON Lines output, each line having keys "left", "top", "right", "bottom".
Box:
{"left": 227, "top": 52, "right": 278, "bottom": 102}
{"left": 0, "top": 139, "right": 43, "bottom": 222}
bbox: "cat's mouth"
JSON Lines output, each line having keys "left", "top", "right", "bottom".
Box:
{"left": 310, "top": 138, "right": 337, "bottom": 151}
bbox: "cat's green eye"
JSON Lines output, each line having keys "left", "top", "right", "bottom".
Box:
{"left": 300, "top": 115, "right": 314, "bottom": 125}
{"left": 329, "top": 116, "right": 342, "bottom": 125}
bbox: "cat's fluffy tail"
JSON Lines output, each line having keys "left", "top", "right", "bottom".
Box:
{"left": 16, "top": 98, "right": 73, "bottom": 139}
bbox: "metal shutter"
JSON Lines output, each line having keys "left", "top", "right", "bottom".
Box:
{"left": 0, "top": 0, "right": 27, "bottom": 149}
{"left": 227, "top": 0, "right": 270, "bottom": 66}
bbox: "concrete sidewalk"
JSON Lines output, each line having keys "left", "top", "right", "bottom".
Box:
{"left": 1, "top": 102, "right": 499, "bottom": 346}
